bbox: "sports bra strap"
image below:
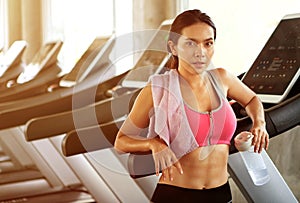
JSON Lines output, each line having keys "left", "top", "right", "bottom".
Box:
{"left": 206, "top": 70, "right": 226, "bottom": 99}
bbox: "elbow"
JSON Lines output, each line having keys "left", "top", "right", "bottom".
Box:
{"left": 114, "top": 145, "right": 125, "bottom": 155}
{"left": 114, "top": 138, "right": 123, "bottom": 154}
{"left": 253, "top": 95, "right": 262, "bottom": 103}
{"left": 114, "top": 134, "right": 127, "bottom": 154}
{"left": 245, "top": 95, "right": 262, "bottom": 108}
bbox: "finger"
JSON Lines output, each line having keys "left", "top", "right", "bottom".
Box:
{"left": 164, "top": 157, "right": 173, "bottom": 181}
{"left": 169, "top": 153, "right": 183, "bottom": 174}
{"left": 154, "top": 158, "right": 160, "bottom": 176}
{"left": 258, "top": 138, "right": 264, "bottom": 153}
{"left": 251, "top": 130, "right": 258, "bottom": 146}
{"left": 265, "top": 134, "right": 269, "bottom": 150}
{"left": 168, "top": 167, "right": 173, "bottom": 181}
{"left": 153, "top": 155, "right": 162, "bottom": 176}
{"left": 162, "top": 169, "right": 168, "bottom": 180}
{"left": 259, "top": 134, "right": 267, "bottom": 153}
{"left": 254, "top": 132, "right": 261, "bottom": 153}
{"left": 160, "top": 158, "right": 168, "bottom": 180}
{"left": 173, "top": 161, "right": 183, "bottom": 174}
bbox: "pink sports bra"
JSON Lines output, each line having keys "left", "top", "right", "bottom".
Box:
{"left": 184, "top": 98, "right": 236, "bottom": 146}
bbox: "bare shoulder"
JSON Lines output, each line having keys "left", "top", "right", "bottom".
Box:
{"left": 140, "top": 82, "right": 153, "bottom": 96}
{"left": 211, "top": 68, "right": 233, "bottom": 80}
{"left": 133, "top": 82, "right": 153, "bottom": 108}
{"left": 209, "top": 68, "right": 236, "bottom": 88}
{"left": 211, "top": 68, "right": 256, "bottom": 103}
{"left": 127, "top": 83, "right": 154, "bottom": 128}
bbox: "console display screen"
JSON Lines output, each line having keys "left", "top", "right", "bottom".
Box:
{"left": 122, "top": 22, "right": 172, "bottom": 88}
{"left": 242, "top": 14, "right": 300, "bottom": 103}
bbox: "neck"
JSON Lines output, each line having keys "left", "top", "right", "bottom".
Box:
{"left": 177, "top": 66, "right": 208, "bottom": 89}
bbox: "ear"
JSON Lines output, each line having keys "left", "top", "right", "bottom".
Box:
{"left": 168, "top": 40, "right": 177, "bottom": 56}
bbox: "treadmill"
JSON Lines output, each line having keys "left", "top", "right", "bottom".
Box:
{"left": 0, "top": 127, "right": 95, "bottom": 202}
{"left": 228, "top": 12, "right": 300, "bottom": 203}
{"left": 0, "top": 37, "right": 118, "bottom": 202}
{"left": 0, "top": 20, "right": 173, "bottom": 202}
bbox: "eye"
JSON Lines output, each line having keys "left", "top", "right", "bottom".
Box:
{"left": 185, "top": 40, "right": 197, "bottom": 47}
{"left": 206, "top": 41, "right": 214, "bottom": 47}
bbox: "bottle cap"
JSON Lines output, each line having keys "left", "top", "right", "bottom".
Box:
{"left": 234, "top": 131, "right": 253, "bottom": 151}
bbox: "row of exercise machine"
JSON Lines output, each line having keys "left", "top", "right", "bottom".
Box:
{"left": 0, "top": 13, "right": 299, "bottom": 202}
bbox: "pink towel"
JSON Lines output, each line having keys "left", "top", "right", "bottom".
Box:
{"left": 148, "top": 70, "right": 199, "bottom": 159}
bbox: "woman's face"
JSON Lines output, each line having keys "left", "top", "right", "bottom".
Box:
{"left": 170, "top": 22, "right": 215, "bottom": 73}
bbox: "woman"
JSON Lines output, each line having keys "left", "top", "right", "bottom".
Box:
{"left": 114, "top": 9, "right": 269, "bottom": 203}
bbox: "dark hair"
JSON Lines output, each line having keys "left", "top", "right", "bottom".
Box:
{"left": 167, "top": 9, "right": 216, "bottom": 69}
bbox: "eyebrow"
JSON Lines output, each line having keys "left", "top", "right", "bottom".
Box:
{"left": 184, "top": 37, "right": 214, "bottom": 43}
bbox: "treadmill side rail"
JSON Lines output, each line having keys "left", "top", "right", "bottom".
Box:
{"left": 228, "top": 150, "right": 298, "bottom": 203}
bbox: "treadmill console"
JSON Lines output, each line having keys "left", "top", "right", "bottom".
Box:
{"left": 0, "top": 40, "right": 27, "bottom": 77}
{"left": 121, "top": 19, "right": 173, "bottom": 88}
{"left": 242, "top": 13, "right": 300, "bottom": 103}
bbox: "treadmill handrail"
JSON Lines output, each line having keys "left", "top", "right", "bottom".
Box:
{"left": 25, "top": 88, "right": 140, "bottom": 141}
{"left": 0, "top": 63, "right": 61, "bottom": 102}
{"left": 62, "top": 119, "right": 125, "bottom": 156}
{"left": 0, "top": 70, "right": 128, "bottom": 130}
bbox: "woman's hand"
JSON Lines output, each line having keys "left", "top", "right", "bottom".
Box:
{"left": 149, "top": 137, "right": 183, "bottom": 181}
{"left": 250, "top": 123, "right": 269, "bottom": 153}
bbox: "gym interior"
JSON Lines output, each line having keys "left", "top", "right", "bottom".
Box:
{"left": 0, "top": 0, "right": 299, "bottom": 202}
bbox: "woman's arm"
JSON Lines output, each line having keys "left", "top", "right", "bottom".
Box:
{"left": 114, "top": 84, "right": 154, "bottom": 153}
{"left": 114, "top": 83, "right": 183, "bottom": 179}
{"left": 243, "top": 95, "right": 269, "bottom": 152}
{"left": 217, "top": 68, "right": 269, "bottom": 153}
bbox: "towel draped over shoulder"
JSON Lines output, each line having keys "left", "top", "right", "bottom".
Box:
{"left": 147, "top": 69, "right": 199, "bottom": 159}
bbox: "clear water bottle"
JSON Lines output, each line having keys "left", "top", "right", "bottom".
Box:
{"left": 240, "top": 146, "right": 270, "bottom": 186}
{"left": 234, "top": 131, "right": 270, "bottom": 186}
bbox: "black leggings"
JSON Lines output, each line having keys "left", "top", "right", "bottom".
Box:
{"left": 151, "top": 181, "right": 232, "bottom": 203}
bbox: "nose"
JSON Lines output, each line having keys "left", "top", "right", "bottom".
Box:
{"left": 194, "top": 44, "right": 205, "bottom": 57}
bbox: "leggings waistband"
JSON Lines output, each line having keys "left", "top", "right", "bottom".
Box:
{"left": 151, "top": 181, "right": 232, "bottom": 203}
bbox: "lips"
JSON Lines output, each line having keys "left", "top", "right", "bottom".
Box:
{"left": 192, "top": 61, "right": 206, "bottom": 68}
